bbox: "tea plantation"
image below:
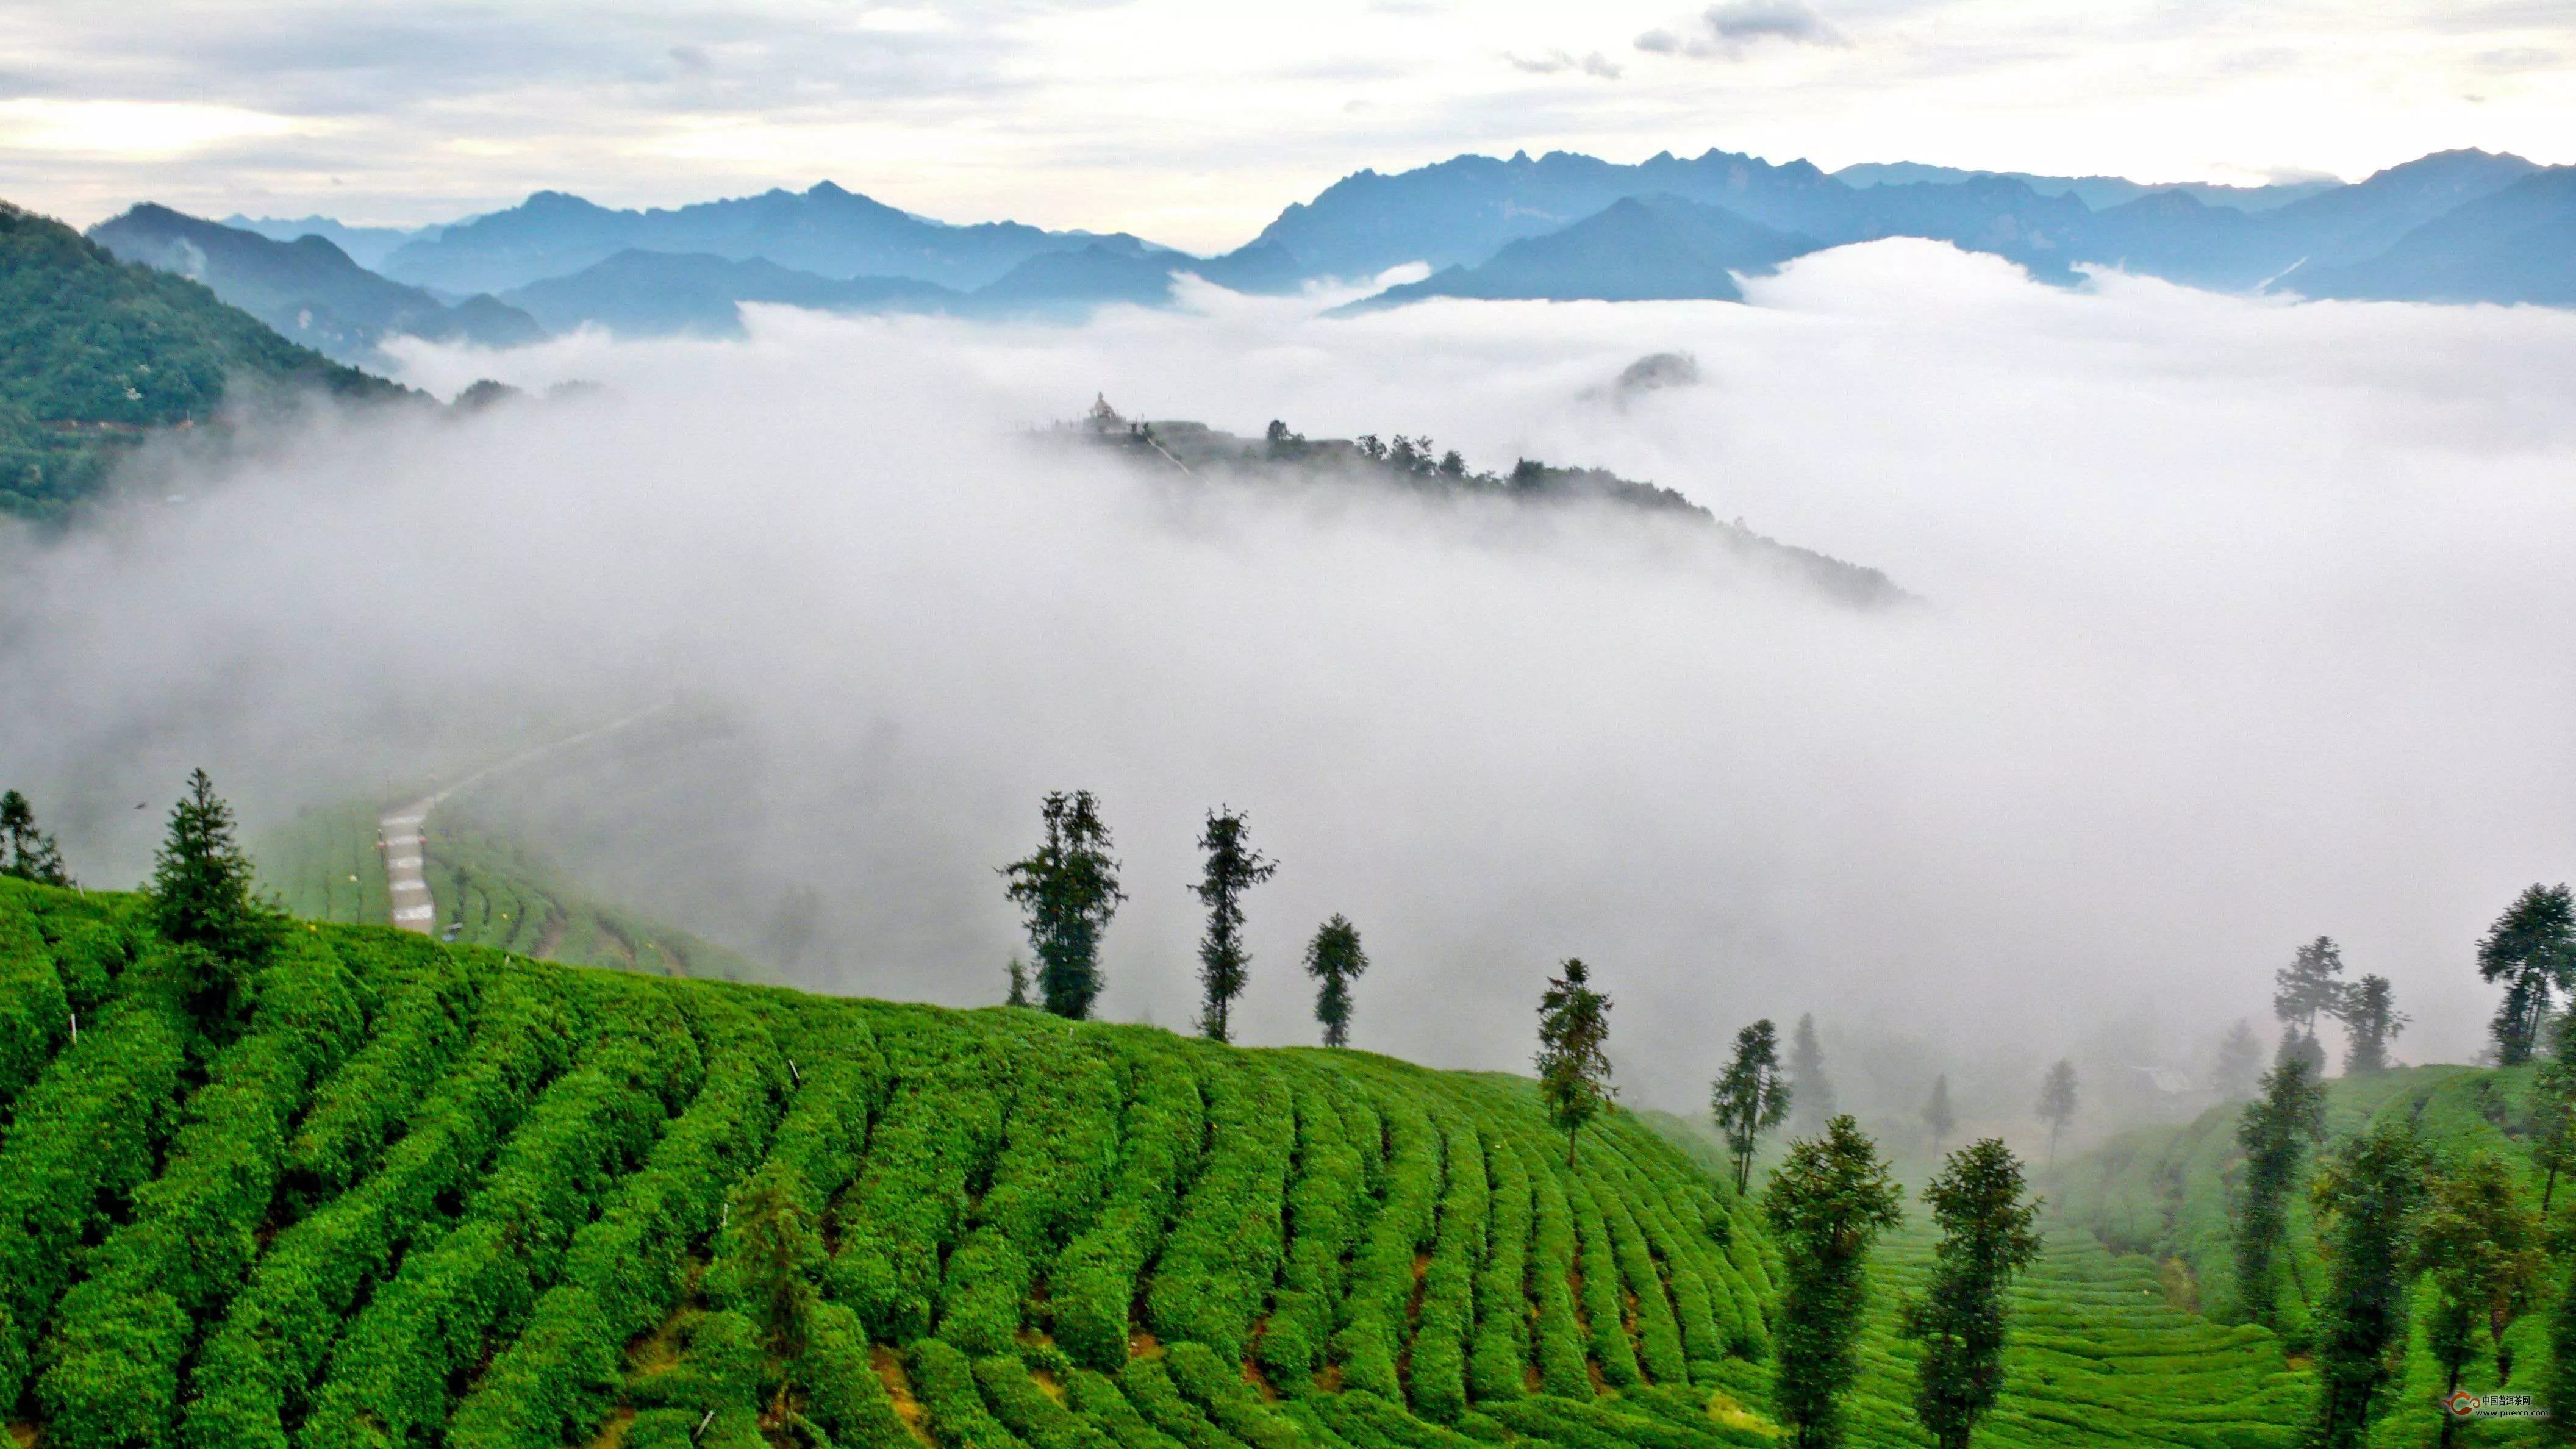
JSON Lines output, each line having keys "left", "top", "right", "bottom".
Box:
{"left": 0, "top": 873, "right": 2413, "bottom": 1449}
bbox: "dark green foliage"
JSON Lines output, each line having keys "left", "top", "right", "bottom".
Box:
{"left": 1465, "top": 1131, "right": 1534, "bottom": 1403}
{"left": 1305, "top": 915, "right": 1368, "bottom": 1048}
{"left": 1, "top": 789, "right": 72, "bottom": 884}
{"left": 2533, "top": 1011, "right": 2576, "bottom": 1215}
{"left": 2306, "top": 1121, "right": 2428, "bottom": 1448}
{"left": 1711, "top": 1020, "right": 1790, "bottom": 1195}
{"left": 1192, "top": 807, "right": 1276, "bottom": 1043}
{"left": 1335, "top": 1084, "right": 1442, "bottom": 1398}
{"left": 798, "top": 1302, "right": 919, "bottom": 1449}
{"left": 2333, "top": 975, "right": 2405, "bottom": 1075}
{"left": 1922, "top": 1076, "right": 1957, "bottom": 1157}
{"left": 2413, "top": 1153, "right": 2544, "bottom": 1405}
{"left": 976, "top": 1352, "right": 1119, "bottom": 1449}
{"left": 1003, "top": 790, "right": 1125, "bottom": 1020}
{"left": 2231, "top": 1056, "right": 2325, "bottom": 1330}
{"left": 0, "top": 201, "right": 403, "bottom": 520}
{"left": 1409, "top": 1114, "right": 1490, "bottom": 1420}
{"left": 1536, "top": 959, "right": 1614, "bottom": 1167}
{"left": 1899, "top": 1140, "right": 2042, "bottom": 1449}
{"left": 1764, "top": 1115, "right": 1903, "bottom": 1449}
{"left": 149, "top": 770, "right": 282, "bottom": 1017}
{"left": 2478, "top": 884, "right": 2576, "bottom": 1065}
{"left": 0, "top": 882, "right": 74, "bottom": 1117}
{"left": 2272, "top": 937, "right": 2345, "bottom": 1040}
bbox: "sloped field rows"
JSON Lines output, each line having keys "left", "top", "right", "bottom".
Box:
{"left": 0, "top": 879, "right": 1793, "bottom": 1449}
{"left": 1, "top": 877, "right": 2327, "bottom": 1449}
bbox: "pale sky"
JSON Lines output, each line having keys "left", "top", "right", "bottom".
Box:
{"left": 3, "top": 0, "right": 2571, "bottom": 252}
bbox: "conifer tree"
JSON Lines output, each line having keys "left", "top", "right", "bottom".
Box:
{"left": 2309, "top": 1122, "right": 2430, "bottom": 1448}
{"left": 1000, "top": 790, "right": 1125, "bottom": 1020}
{"left": 1766, "top": 1115, "right": 1903, "bottom": 1449}
{"left": 1191, "top": 807, "right": 1276, "bottom": 1043}
{"left": 1787, "top": 1013, "right": 1836, "bottom": 1136}
{"left": 1712, "top": 1019, "right": 1792, "bottom": 1194}
{"left": 2213, "top": 1019, "right": 2263, "bottom": 1100}
{"left": 2233, "top": 1056, "right": 2327, "bottom": 1328}
{"left": 1303, "top": 914, "right": 1367, "bottom": 1047}
{"left": 1923, "top": 1075, "right": 1958, "bottom": 1157}
{"left": 1901, "top": 1139, "right": 2042, "bottom": 1449}
{"left": 2273, "top": 936, "right": 2347, "bottom": 1041}
{"left": 148, "top": 770, "right": 279, "bottom": 1020}
{"left": 0, "top": 789, "right": 71, "bottom": 886}
{"left": 1536, "top": 958, "right": 1614, "bottom": 1166}
{"left": 2416, "top": 1154, "right": 2545, "bottom": 1438}
{"left": 1004, "top": 957, "right": 1031, "bottom": 1007}
{"left": 2333, "top": 975, "right": 2406, "bottom": 1075}
{"left": 2478, "top": 884, "right": 2576, "bottom": 1065}
{"left": 2274, "top": 1025, "right": 2326, "bottom": 1078}
{"left": 2034, "top": 1060, "right": 2077, "bottom": 1166}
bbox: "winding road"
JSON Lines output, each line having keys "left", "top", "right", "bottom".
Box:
{"left": 381, "top": 800, "right": 436, "bottom": 934}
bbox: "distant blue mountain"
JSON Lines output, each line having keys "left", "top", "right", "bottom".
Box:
{"left": 2291, "top": 166, "right": 2576, "bottom": 306}
{"left": 1830, "top": 162, "right": 2336, "bottom": 214}
{"left": 502, "top": 249, "right": 956, "bottom": 336}
{"left": 221, "top": 213, "right": 443, "bottom": 271}
{"left": 1351, "top": 194, "right": 1814, "bottom": 306}
{"left": 88, "top": 204, "right": 542, "bottom": 366}
{"left": 379, "top": 182, "right": 1165, "bottom": 296}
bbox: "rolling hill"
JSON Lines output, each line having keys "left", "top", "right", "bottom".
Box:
{"left": 88, "top": 205, "right": 545, "bottom": 368}
{"left": 0, "top": 201, "right": 410, "bottom": 522}
{"left": 0, "top": 861, "right": 2389, "bottom": 1449}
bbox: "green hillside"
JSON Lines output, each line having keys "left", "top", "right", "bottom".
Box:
{"left": 0, "top": 873, "right": 2495, "bottom": 1449}
{"left": 0, "top": 201, "right": 407, "bottom": 521}
{"left": 2057, "top": 1065, "right": 2561, "bottom": 1445}
{"left": 259, "top": 802, "right": 769, "bottom": 982}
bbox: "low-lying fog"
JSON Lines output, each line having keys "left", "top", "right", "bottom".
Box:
{"left": 7, "top": 239, "right": 2576, "bottom": 1143}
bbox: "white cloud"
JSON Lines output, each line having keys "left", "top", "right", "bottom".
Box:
{"left": 7, "top": 244, "right": 2575, "bottom": 1109}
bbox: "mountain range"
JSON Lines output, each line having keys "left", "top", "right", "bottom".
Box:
{"left": 72, "top": 145, "right": 2576, "bottom": 358}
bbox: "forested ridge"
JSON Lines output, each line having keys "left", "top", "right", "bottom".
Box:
{"left": 0, "top": 202, "right": 405, "bottom": 521}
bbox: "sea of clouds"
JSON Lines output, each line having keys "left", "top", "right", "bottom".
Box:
{"left": 6, "top": 238, "right": 2575, "bottom": 1139}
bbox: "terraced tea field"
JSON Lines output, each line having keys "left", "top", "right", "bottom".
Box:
{"left": 4, "top": 873, "right": 2508, "bottom": 1449}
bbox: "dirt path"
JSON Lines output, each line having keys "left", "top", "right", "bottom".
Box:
{"left": 380, "top": 799, "right": 437, "bottom": 935}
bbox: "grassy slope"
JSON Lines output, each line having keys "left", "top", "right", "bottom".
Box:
{"left": 0, "top": 877, "right": 1794, "bottom": 1449}
{"left": 2056, "top": 1064, "right": 2559, "bottom": 1446}
{"left": 0, "top": 201, "right": 407, "bottom": 521}
{"left": 259, "top": 802, "right": 770, "bottom": 983}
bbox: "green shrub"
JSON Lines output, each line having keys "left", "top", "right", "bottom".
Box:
{"left": 1145, "top": 1056, "right": 1295, "bottom": 1362}
{"left": 907, "top": 1338, "right": 1030, "bottom": 1449}
{"left": 1053, "top": 1040, "right": 1206, "bottom": 1370}
{"left": 831, "top": 1036, "right": 1014, "bottom": 1342}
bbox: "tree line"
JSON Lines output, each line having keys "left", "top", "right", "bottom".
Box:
{"left": 997, "top": 789, "right": 1368, "bottom": 1048}
{"left": 1530, "top": 964, "right": 2046, "bottom": 1449}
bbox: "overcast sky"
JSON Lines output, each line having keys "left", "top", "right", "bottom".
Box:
{"left": 4, "top": 1, "right": 2572, "bottom": 253}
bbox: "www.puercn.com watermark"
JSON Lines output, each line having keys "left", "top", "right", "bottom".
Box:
{"left": 2444, "top": 1390, "right": 2550, "bottom": 1420}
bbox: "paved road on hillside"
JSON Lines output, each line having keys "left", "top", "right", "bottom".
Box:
{"left": 381, "top": 800, "right": 435, "bottom": 934}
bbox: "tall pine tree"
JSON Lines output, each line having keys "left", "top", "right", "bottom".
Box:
{"left": 0, "top": 790, "right": 71, "bottom": 886}
{"left": 2477, "top": 884, "right": 2575, "bottom": 1065}
{"left": 2034, "top": 1060, "right": 2078, "bottom": 1167}
{"left": 1922, "top": 1076, "right": 1958, "bottom": 1157}
{"left": 1191, "top": 807, "right": 1276, "bottom": 1043}
{"left": 1902, "top": 1139, "right": 2042, "bottom": 1449}
{"left": 1000, "top": 790, "right": 1125, "bottom": 1020}
{"left": 1536, "top": 959, "right": 1614, "bottom": 1166}
{"left": 1766, "top": 1115, "right": 1903, "bottom": 1449}
{"left": 1712, "top": 1019, "right": 1792, "bottom": 1194}
{"left": 2233, "top": 1056, "right": 2327, "bottom": 1328}
{"left": 2309, "top": 1122, "right": 2429, "bottom": 1449}
{"left": 2333, "top": 975, "right": 2406, "bottom": 1075}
